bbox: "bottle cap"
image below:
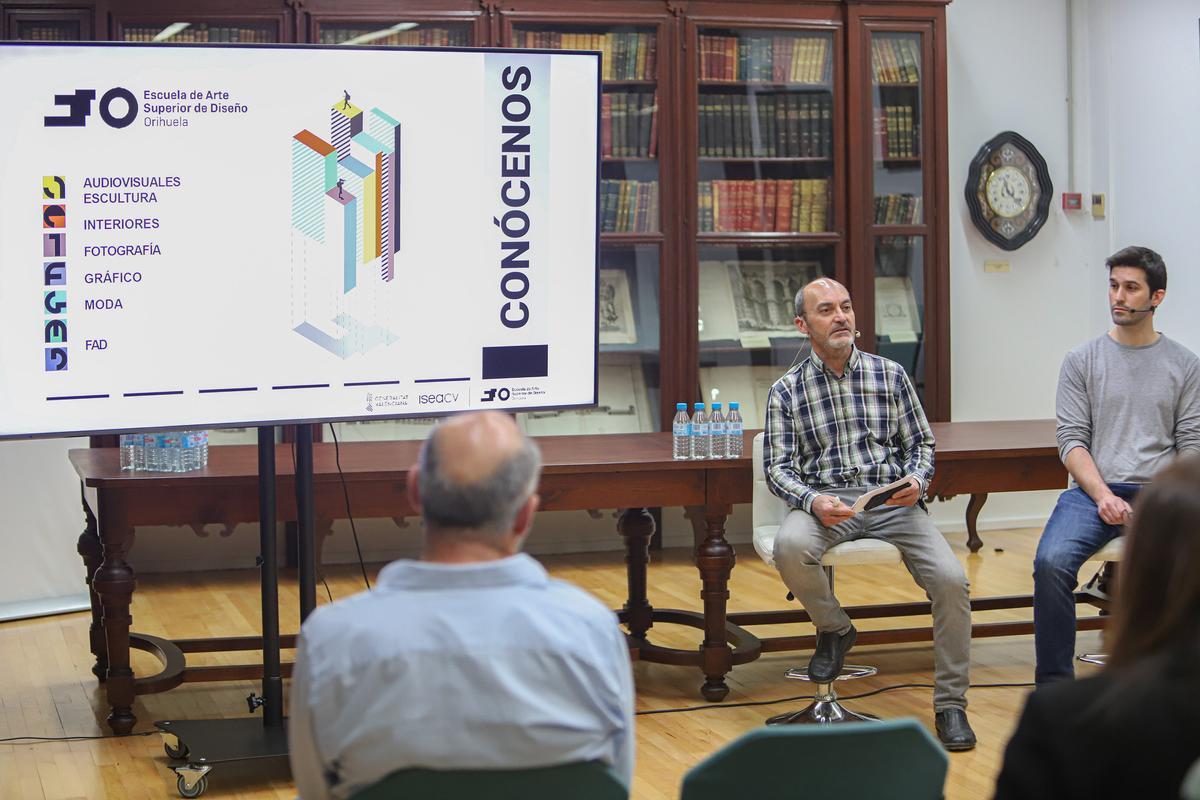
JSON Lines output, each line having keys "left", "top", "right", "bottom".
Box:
{"left": 676, "top": 402, "right": 687, "bottom": 410}
{"left": 711, "top": 402, "right": 722, "bottom": 410}
{"left": 693, "top": 402, "right": 705, "bottom": 410}
{"left": 729, "top": 402, "right": 740, "bottom": 409}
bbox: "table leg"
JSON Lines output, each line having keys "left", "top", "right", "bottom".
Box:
{"left": 966, "top": 493, "right": 987, "bottom": 553}
{"left": 92, "top": 499, "right": 137, "bottom": 734}
{"left": 75, "top": 485, "right": 107, "bottom": 682}
{"left": 618, "top": 508, "right": 655, "bottom": 639}
{"left": 697, "top": 510, "right": 735, "bottom": 701}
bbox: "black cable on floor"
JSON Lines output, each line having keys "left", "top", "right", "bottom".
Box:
{"left": 329, "top": 423, "right": 371, "bottom": 591}
{"left": 0, "top": 731, "right": 155, "bottom": 743}
{"left": 635, "top": 680, "right": 1034, "bottom": 716}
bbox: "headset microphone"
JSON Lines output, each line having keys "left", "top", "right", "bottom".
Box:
{"left": 1114, "top": 304, "right": 1156, "bottom": 314}
{"left": 854, "top": 330, "right": 862, "bottom": 338}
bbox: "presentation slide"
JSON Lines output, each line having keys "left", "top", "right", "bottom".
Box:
{"left": 0, "top": 43, "right": 600, "bottom": 439}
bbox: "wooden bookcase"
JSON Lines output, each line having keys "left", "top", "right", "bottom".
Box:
{"left": 1, "top": 0, "right": 952, "bottom": 437}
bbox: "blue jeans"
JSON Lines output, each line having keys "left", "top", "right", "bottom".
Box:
{"left": 1033, "top": 483, "right": 1139, "bottom": 684}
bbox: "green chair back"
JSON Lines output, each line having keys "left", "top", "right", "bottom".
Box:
{"left": 681, "top": 719, "right": 948, "bottom": 800}
{"left": 350, "top": 760, "right": 627, "bottom": 800}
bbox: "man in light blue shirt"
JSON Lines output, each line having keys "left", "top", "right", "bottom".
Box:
{"left": 288, "top": 412, "right": 635, "bottom": 799}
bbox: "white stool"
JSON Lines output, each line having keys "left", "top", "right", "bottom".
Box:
{"left": 752, "top": 433, "right": 904, "bottom": 724}
{"left": 1077, "top": 537, "right": 1124, "bottom": 666}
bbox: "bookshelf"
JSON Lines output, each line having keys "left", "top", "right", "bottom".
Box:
{"left": 847, "top": 12, "right": 949, "bottom": 418}
{"left": 105, "top": 1, "right": 288, "bottom": 42}
{"left": 1, "top": 0, "right": 953, "bottom": 438}
{"left": 3, "top": 6, "right": 91, "bottom": 40}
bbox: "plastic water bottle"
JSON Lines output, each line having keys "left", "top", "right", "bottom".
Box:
{"left": 727, "top": 402, "right": 744, "bottom": 458}
{"left": 161, "top": 432, "right": 182, "bottom": 472}
{"left": 709, "top": 403, "right": 727, "bottom": 459}
{"left": 142, "top": 433, "right": 161, "bottom": 471}
{"left": 672, "top": 403, "right": 690, "bottom": 460}
{"left": 119, "top": 433, "right": 143, "bottom": 471}
{"left": 178, "top": 431, "right": 209, "bottom": 472}
{"left": 691, "top": 402, "right": 710, "bottom": 460}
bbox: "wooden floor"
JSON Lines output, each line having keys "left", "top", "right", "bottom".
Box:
{"left": 0, "top": 525, "right": 1107, "bottom": 800}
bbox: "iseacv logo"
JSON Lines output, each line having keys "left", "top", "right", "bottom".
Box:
{"left": 44, "top": 88, "right": 138, "bottom": 128}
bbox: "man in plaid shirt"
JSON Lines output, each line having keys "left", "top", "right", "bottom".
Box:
{"left": 763, "top": 278, "right": 974, "bottom": 751}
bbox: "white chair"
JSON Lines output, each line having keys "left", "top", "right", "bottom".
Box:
{"left": 752, "top": 432, "right": 903, "bottom": 724}
{"left": 1077, "top": 536, "right": 1124, "bottom": 666}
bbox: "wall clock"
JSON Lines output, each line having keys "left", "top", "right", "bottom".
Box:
{"left": 964, "top": 131, "right": 1052, "bottom": 251}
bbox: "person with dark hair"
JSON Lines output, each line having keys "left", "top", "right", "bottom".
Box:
{"left": 288, "top": 412, "right": 634, "bottom": 800}
{"left": 1033, "top": 245, "right": 1200, "bottom": 684}
{"left": 995, "top": 456, "right": 1200, "bottom": 799}
{"left": 763, "top": 278, "right": 975, "bottom": 750}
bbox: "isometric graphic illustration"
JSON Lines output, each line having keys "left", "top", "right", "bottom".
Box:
{"left": 290, "top": 95, "right": 402, "bottom": 357}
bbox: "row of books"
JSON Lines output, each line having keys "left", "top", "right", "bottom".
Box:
{"left": 698, "top": 179, "right": 830, "bottom": 233}
{"left": 600, "top": 180, "right": 659, "bottom": 234}
{"left": 872, "top": 37, "right": 921, "bottom": 84}
{"left": 122, "top": 25, "right": 275, "bottom": 43}
{"left": 699, "top": 34, "right": 830, "bottom": 84}
{"left": 511, "top": 30, "right": 656, "bottom": 82}
{"left": 874, "top": 105, "right": 919, "bottom": 159}
{"left": 700, "top": 93, "right": 832, "bottom": 159}
{"left": 319, "top": 26, "right": 470, "bottom": 47}
{"left": 874, "top": 194, "right": 923, "bottom": 225}
{"left": 602, "top": 92, "right": 658, "bottom": 158}
{"left": 15, "top": 25, "right": 75, "bottom": 41}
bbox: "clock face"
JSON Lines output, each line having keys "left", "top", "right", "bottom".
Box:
{"left": 985, "top": 165, "right": 1031, "bottom": 218}
{"left": 964, "top": 131, "right": 1053, "bottom": 251}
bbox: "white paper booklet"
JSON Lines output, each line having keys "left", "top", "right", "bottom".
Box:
{"left": 851, "top": 475, "right": 918, "bottom": 513}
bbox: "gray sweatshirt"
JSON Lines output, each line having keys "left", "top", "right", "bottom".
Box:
{"left": 1056, "top": 333, "right": 1200, "bottom": 484}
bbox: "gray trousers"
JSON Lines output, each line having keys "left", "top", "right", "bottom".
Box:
{"left": 773, "top": 487, "right": 971, "bottom": 711}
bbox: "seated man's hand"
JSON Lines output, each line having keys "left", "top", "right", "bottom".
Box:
{"left": 812, "top": 495, "right": 855, "bottom": 528}
{"left": 884, "top": 477, "right": 923, "bottom": 508}
{"left": 1096, "top": 492, "right": 1132, "bottom": 525}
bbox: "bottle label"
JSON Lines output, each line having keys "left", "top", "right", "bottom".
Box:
{"left": 693, "top": 423, "right": 708, "bottom": 436}
{"left": 673, "top": 423, "right": 687, "bottom": 436}
{"left": 729, "top": 423, "right": 743, "bottom": 434}
{"left": 711, "top": 422, "right": 726, "bottom": 436}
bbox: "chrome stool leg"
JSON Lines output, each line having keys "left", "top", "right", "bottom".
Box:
{"left": 766, "top": 665, "right": 879, "bottom": 725}
{"left": 1077, "top": 653, "right": 1107, "bottom": 666}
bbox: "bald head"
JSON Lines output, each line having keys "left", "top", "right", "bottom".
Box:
{"left": 432, "top": 411, "right": 526, "bottom": 486}
{"left": 416, "top": 411, "right": 542, "bottom": 535}
{"left": 795, "top": 278, "right": 848, "bottom": 319}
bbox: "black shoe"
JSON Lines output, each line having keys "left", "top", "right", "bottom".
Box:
{"left": 935, "top": 708, "right": 977, "bottom": 751}
{"left": 807, "top": 625, "right": 857, "bottom": 682}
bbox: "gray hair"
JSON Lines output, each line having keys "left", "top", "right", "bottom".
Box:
{"left": 417, "top": 431, "right": 542, "bottom": 535}
{"left": 794, "top": 287, "right": 807, "bottom": 319}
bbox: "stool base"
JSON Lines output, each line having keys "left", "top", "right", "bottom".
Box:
{"left": 766, "top": 678, "right": 879, "bottom": 726}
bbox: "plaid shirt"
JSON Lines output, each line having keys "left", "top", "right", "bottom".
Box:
{"left": 763, "top": 346, "right": 935, "bottom": 513}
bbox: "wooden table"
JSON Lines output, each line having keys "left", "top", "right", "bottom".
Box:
{"left": 71, "top": 433, "right": 754, "bottom": 734}
{"left": 70, "top": 421, "right": 1068, "bottom": 734}
{"left": 928, "top": 419, "right": 1066, "bottom": 551}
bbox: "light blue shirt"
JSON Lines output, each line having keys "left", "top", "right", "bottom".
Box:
{"left": 288, "top": 553, "right": 635, "bottom": 800}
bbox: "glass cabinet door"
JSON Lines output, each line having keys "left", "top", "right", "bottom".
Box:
{"left": 506, "top": 21, "right": 667, "bottom": 436}
{"left": 5, "top": 10, "right": 91, "bottom": 41}
{"left": 692, "top": 25, "right": 841, "bottom": 427}
{"left": 868, "top": 29, "right": 929, "bottom": 404}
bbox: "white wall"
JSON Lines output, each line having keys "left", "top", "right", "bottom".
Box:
{"left": 1099, "top": 0, "right": 1200, "bottom": 354}
{"left": 0, "top": 437, "right": 89, "bottom": 620}
{"left": 934, "top": 0, "right": 1111, "bottom": 531}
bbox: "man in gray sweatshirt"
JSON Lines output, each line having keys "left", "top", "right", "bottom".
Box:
{"left": 1034, "top": 245, "right": 1200, "bottom": 684}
